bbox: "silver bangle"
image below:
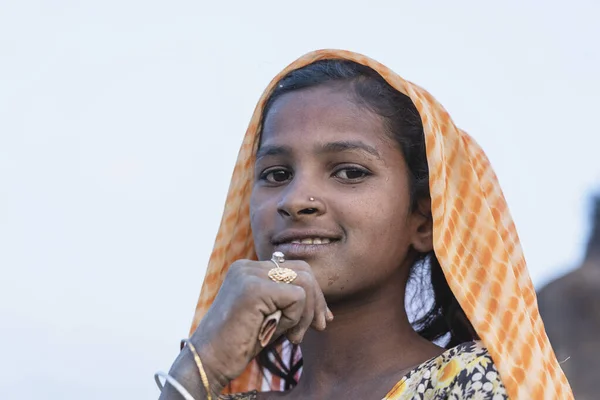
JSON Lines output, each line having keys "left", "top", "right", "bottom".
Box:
{"left": 154, "top": 371, "right": 197, "bottom": 400}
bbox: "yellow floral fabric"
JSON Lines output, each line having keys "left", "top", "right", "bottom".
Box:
{"left": 220, "top": 341, "right": 507, "bottom": 400}
{"left": 385, "top": 341, "right": 506, "bottom": 400}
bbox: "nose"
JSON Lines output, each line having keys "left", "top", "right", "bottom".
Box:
{"left": 277, "top": 182, "right": 325, "bottom": 220}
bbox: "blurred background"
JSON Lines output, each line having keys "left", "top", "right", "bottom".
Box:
{"left": 1, "top": 1, "right": 599, "bottom": 399}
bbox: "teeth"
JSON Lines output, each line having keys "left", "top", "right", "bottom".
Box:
{"left": 288, "top": 238, "right": 332, "bottom": 245}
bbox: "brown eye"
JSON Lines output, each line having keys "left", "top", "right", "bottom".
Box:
{"left": 262, "top": 169, "right": 292, "bottom": 183}
{"left": 334, "top": 168, "right": 370, "bottom": 181}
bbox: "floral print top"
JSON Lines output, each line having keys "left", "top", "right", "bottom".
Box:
{"left": 384, "top": 341, "right": 507, "bottom": 399}
{"left": 220, "top": 340, "right": 508, "bottom": 399}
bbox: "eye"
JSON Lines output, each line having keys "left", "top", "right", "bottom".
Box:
{"left": 260, "top": 168, "right": 292, "bottom": 184}
{"left": 333, "top": 167, "right": 371, "bottom": 182}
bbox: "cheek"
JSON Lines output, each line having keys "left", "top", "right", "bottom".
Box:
{"left": 344, "top": 185, "right": 412, "bottom": 258}
{"left": 351, "top": 183, "right": 410, "bottom": 230}
{"left": 249, "top": 192, "right": 272, "bottom": 252}
{"left": 368, "top": 207, "right": 410, "bottom": 253}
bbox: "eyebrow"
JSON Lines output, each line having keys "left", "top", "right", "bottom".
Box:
{"left": 255, "top": 144, "right": 292, "bottom": 160}
{"left": 255, "top": 140, "right": 381, "bottom": 160}
{"left": 317, "top": 140, "right": 381, "bottom": 159}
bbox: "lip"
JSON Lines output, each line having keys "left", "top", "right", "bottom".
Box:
{"left": 272, "top": 228, "right": 343, "bottom": 245}
{"left": 274, "top": 241, "right": 339, "bottom": 260}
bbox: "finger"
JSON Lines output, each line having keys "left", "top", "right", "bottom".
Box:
{"left": 261, "top": 280, "right": 306, "bottom": 332}
{"left": 310, "top": 273, "right": 328, "bottom": 331}
{"left": 258, "top": 259, "right": 321, "bottom": 342}
{"left": 282, "top": 260, "right": 328, "bottom": 331}
{"left": 244, "top": 280, "right": 306, "bottom": 353}
{"left": 258, "top": 310, "right": 281, "bottom": 347}
{"left": 284, "top": 271, "right": 315, "bottom": 344}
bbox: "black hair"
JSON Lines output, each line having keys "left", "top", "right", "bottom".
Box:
{"left": 256, "top": 59, "right": 477, "bottom": 390}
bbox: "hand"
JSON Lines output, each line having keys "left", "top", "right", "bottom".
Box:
{"left": 189, "top": 258, "right": 331, "bottom": 393}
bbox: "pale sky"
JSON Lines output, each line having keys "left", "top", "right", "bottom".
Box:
{"left": 1, "top": 1, "right": 599, "bottom": 399}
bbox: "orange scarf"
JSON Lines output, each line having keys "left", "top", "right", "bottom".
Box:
{"left": 188, "top": 50, "right": 573, "bottom": 399}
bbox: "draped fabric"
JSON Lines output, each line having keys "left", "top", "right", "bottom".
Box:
{"left": 188, "top": 50, "right": 573, "bottom": 399}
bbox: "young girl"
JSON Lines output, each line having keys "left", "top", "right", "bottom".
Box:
{"left": 156, "top": 50, "right": 573, "bottom": 399}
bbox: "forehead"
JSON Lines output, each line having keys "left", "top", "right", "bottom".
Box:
{"left": 260, "top": 85, "right": 392, "bottom": 149}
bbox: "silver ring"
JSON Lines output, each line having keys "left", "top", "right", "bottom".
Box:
{"left": 271, "top": 251, "right": 285, "bottom": 266}
{"left": 268, "top": 251, "right": 296, "bottom": 283}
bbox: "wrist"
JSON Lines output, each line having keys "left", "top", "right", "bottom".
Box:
{"left": 193, "top": 339, "right": 231, "bottom": 395}
{"left": 167, "top": 342, "right": 226, "bottom": 399}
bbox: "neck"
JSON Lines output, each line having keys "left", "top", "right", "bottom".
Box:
{"left": 291, "top": 272, "right": 442, "bottom": 398}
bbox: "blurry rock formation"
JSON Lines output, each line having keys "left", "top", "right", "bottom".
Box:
{"left": 537, "top": 195, "right": 600, "bottom": 399}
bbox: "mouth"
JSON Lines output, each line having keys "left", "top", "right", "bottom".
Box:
{"left": 273, "top": 240, "right": 339, "bottom": 259}
{"left": 272, "top": 229, "right": 342, "bottom": 246}
{"left": 272, "top": 230, "right": 342, "bottom": 259}
{"left": 286, "top": 237, "right": 334, "bottom": 245}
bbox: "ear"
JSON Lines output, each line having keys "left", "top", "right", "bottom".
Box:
{"left": 410, "top": 197, "right": 434, "bottom": 253}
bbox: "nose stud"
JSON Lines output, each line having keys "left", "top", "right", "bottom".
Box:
{"left": 309, "top": 197, "right": 315, "bottom": 201}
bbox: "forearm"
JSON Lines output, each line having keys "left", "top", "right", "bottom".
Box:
{"left": 159, "top": 343, "right": 225, "bottom": 400}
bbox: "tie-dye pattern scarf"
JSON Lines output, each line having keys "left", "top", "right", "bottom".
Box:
{"left": 188, "top": 50, "right": 573, "bottom": 400}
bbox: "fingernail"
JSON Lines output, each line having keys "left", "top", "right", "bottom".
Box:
{"left": 326, "top": 307, "right": 334, "bottom": 321}
{"left": 320, "top": 314, "right": 327, "bottom": 330}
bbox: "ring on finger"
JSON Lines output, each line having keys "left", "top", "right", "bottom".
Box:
{"left": 271, "top": 251, "right": 285, "bottom": 266}
{"left": 268, "top": 251, "right": 297, "bottom": 284}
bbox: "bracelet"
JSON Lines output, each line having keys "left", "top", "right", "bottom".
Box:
{"left": 154, "top": 371, "right": 197, "bottom": 400}
{"left": 181, "top": 338, "right": 212, "bottom": 400}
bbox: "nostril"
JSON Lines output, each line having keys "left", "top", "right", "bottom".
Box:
{"left": 299, "top": 207, "right": 318, "bottom": 215}
{"left": 278, "top": 208, "right": 292, "bottom": 217}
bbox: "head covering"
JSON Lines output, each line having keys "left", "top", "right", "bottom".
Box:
{"left": 189, "top": 50, "right": 573, "bottom": 399}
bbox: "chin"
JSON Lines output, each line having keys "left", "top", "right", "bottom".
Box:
{"left": 318, "top": 276, "right": 359, "bottom": 302}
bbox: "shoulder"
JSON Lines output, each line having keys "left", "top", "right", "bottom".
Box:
{"left": 441, "top": 339, "right": 495, "bottom": 367}
{"left": 440, "top": 341, "right": 507, "bottom": 398}
{"left": 388, "top": 341, "right": 508, "bottom": 399}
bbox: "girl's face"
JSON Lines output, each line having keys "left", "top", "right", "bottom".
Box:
{"left": 250, "top": 84, "right": 432, "bottom": 301}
